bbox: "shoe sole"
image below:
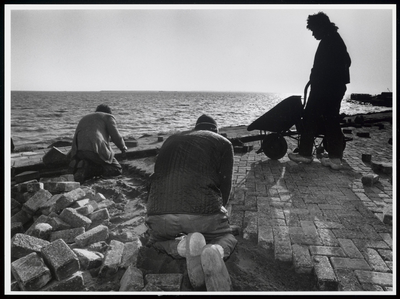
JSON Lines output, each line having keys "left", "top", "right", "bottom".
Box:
{"left": 321, "top": 160, "right": 343, "bottom": 170}
{"left": 201, "top": 245, "right": 232, "bottom": 291}
{"left": 288, "top": 154, "right": 313, "bottom": 164}
{"left": 186, "top": 233, "right": 206, "bottom": 290}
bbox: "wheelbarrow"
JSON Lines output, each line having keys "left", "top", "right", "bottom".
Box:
{"left": 231, "top": 82, "right": 352, "bottom": 160}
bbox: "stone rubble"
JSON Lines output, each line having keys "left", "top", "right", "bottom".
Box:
{"left": 10, "top": 175, "right": 183, "bottom": 292}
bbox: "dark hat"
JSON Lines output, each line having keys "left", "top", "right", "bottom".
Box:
{"left": 95, "top": 104, "right": 112, "bottom": 114}
{"left": 195, "top": 114, "right": 218, "bottom": 132}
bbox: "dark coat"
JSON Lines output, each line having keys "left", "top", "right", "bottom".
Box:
{"left": 147, "top": 130, "right": 234, "bottom": 216}
{"left": 310, "top": 31, "right": 351, "bottom": 86}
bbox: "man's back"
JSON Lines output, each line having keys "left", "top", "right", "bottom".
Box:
{"left": 70, "top": 112, "right": 124, "bottom": 163}
{"left": 147, "top": 130, "right": 233, "bottom": 216}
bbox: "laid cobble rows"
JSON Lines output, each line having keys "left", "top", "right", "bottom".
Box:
{"left": 228, "top": 121, "right": 393, "bottom": 291}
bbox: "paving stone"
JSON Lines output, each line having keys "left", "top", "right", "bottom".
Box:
{"left": 53, "top": 188, "right": 86, "bottom": 213}
{"left": 41, "top": 271, "right": 85, "bottom": 291}
{"left": 39, "top": 194, "right": 63, "bottom": 215}
{"left": 41, "top": 238, "right": 80, "bottom": 281}
{"left": 30, "top": 223, "right": 53, "bottom": 240}
{"left": 141, "top": 283, "right": 163, "bottom": 292}
{"left": 47, "top": 214, "right": 71, "bottom": 231}
{"left": 384, "top": 261, "right": 393, "bottom": 272}
{"left": 120, "top": 239, "right": 142, "bottom": 268}
{"left": 285, "top": 211, "right": 301, "bottom": 227}
{"left": 42, "top": 181, "right": 81, "bottom": 194}
{"left": 71, "top": 198, "right": 90, "bottom": 208}
{"left": 25, "top": 214, "right": 50, "bottom": 236}
{"left": 242, "top": 211, "right": 258, "bottom": 240}
{"left": 93, "top": 192, "right": 107, "bottom": 202}
{"left": 12, "top": 179, "right": 39, "bottom": 194}
{"left": 361, "top": 174, "right": 380, "bottom": 186}
{"left": 309, "top": 245, "right": 346, "bottom": 257}
{"left": 50, "top": 227, "right": 86, "bottom": 243}
{"left": 360, "top": 223, "right": 384, "bottom": 241}
{"left": 334, "top": 268, "right": 363, "bottom": 291}
{"left": 11, "top": 252, "right": 52, "bottom": 291}
{"left": 26, "top": 181, "right": 44, "bottom": 193}
{"left": 360, "top": 283, "right": 385, "bottom": 291}
{"left": 362, "top": 248, "right": 391, "bottom": 272}
{"left": 337, "top": 238, "right": 364, "bottom": 259}
{"left": 258, "top": 217, "right": 274, "bottom": 250}
{"left": 355, "top": 270, "right": 393, "bottom": 287}
{"left": 352, "top": 239, "right": 390, "bottom": 252}
{"left": 59, "top": 207, "right": 92, "bottom": 229}
{"left": 99, "top": 239, "right": 124, "bottom": 278}
{"left": 86, "top": 200, "right": 98, "bottom": 213}
{"left": 75, "top": 204, "right": 95, "bottom": 216}
{"left": 300, "top": 220, "right": 322, "bottom": 245}
{"left": 330, "top": 257, "right": 371, "bottom": 271}
{"left": 11, "top": 280, "right": 20, "bottom": 291}
{"left": 73, "top": 248, "right": 104, "bottom": 270}
{"left": 109, "top": 230, "right": 140, "bottom": 243}
{"left": 119, "top": 266, "right": 145, "bottom": 291}
{"left": 371, "top": 161, "right": 392, "bottom": 174}
{"left": 11, "top": 197, "right": 22, "bottom": 216}
{"left": 22, "top": 189, "right": 53, "bottom": 215}
{"left": 75, "top": 224, "right": 109, "bottom": 247}
{"left": 317, "top": 229, "right": 340, "bottom": 246}
{"left": 274, "top": 240, "right": 292, "bottom": 263}
{"left": 144, "top": 273, "right": 183, "bottom": 292}
{"left": 89, "top": 208, "right": 110, "bottom": 223}
{"left": 382, "top": 205, "right": 392, "bottom": 225}
{"left": 312, "top": 255, "right": 338, "bottom": 291}
{"left": 292, "top": 244, "right": 313, "bottom": 274}
{"left": 379, "top": 233, "right": 393, "bottom": 248}
{"left": 377, "top": 249, "right": 392, "bottom": 261}
{"left": 11, "top": 233, "right": 51, "bottom": 259}
{"left": 314, "top": 220, "right": 344, "bottom": 229}
{"left": 331, "top": 229, "right": 366, "bottom": 239}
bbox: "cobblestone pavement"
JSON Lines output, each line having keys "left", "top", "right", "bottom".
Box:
{"left": 228, "top": 122, "right": 394, "bottom": 291}
{"left": 10, "top": 121, "right": 394, "bottom": 292}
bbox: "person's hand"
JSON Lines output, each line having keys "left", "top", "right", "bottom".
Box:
{"left": 121, "top": 147, "right": 128, "bottom": 160}
{"left": 221, "top": 206, "right": 228, "bottom": 214}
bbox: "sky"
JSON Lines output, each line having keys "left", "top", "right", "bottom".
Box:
{"left": 5, "top": 4, "right": 396, "bottom": 95}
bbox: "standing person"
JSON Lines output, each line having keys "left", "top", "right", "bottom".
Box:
{"left": 68, "top": 104, "right": 128, "bottom": 183}
{"left": 288, "top": 12, "right": 351, "bottom": 169}
{"left": 145, "top": 114, "right": 238, "bottom": 291}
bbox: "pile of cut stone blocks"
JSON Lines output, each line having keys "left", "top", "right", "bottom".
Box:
{"left": 9, "top": 175, "right": 183, "bottom": 292}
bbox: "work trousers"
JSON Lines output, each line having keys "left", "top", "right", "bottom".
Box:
{"left": 145, "top": 212, "right": 238, "bottom": 260}
{"left": 75, "top": 150, "right": 122, "bottom": 177}
{"left": 298, "top": 83, "right": 347, "bottom": 159}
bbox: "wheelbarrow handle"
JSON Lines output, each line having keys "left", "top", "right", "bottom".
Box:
{"left": 303, "top": 81, "right": 311, "bottom": 108}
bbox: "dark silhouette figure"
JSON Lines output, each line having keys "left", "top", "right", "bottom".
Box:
{"left": 289, "top": 12, "right": 351, "bottom": 170}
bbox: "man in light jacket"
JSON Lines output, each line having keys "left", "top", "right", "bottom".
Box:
{"left": 68, "top": 104, "right": 128, "bottom": 182}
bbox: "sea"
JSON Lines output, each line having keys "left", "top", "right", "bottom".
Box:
{"left": 10, "top": 90, "right": 392, "bottom": 147}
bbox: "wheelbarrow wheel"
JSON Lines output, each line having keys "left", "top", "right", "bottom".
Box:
{"left": 261, "top": 133, "right": 288, "bottom": 160}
